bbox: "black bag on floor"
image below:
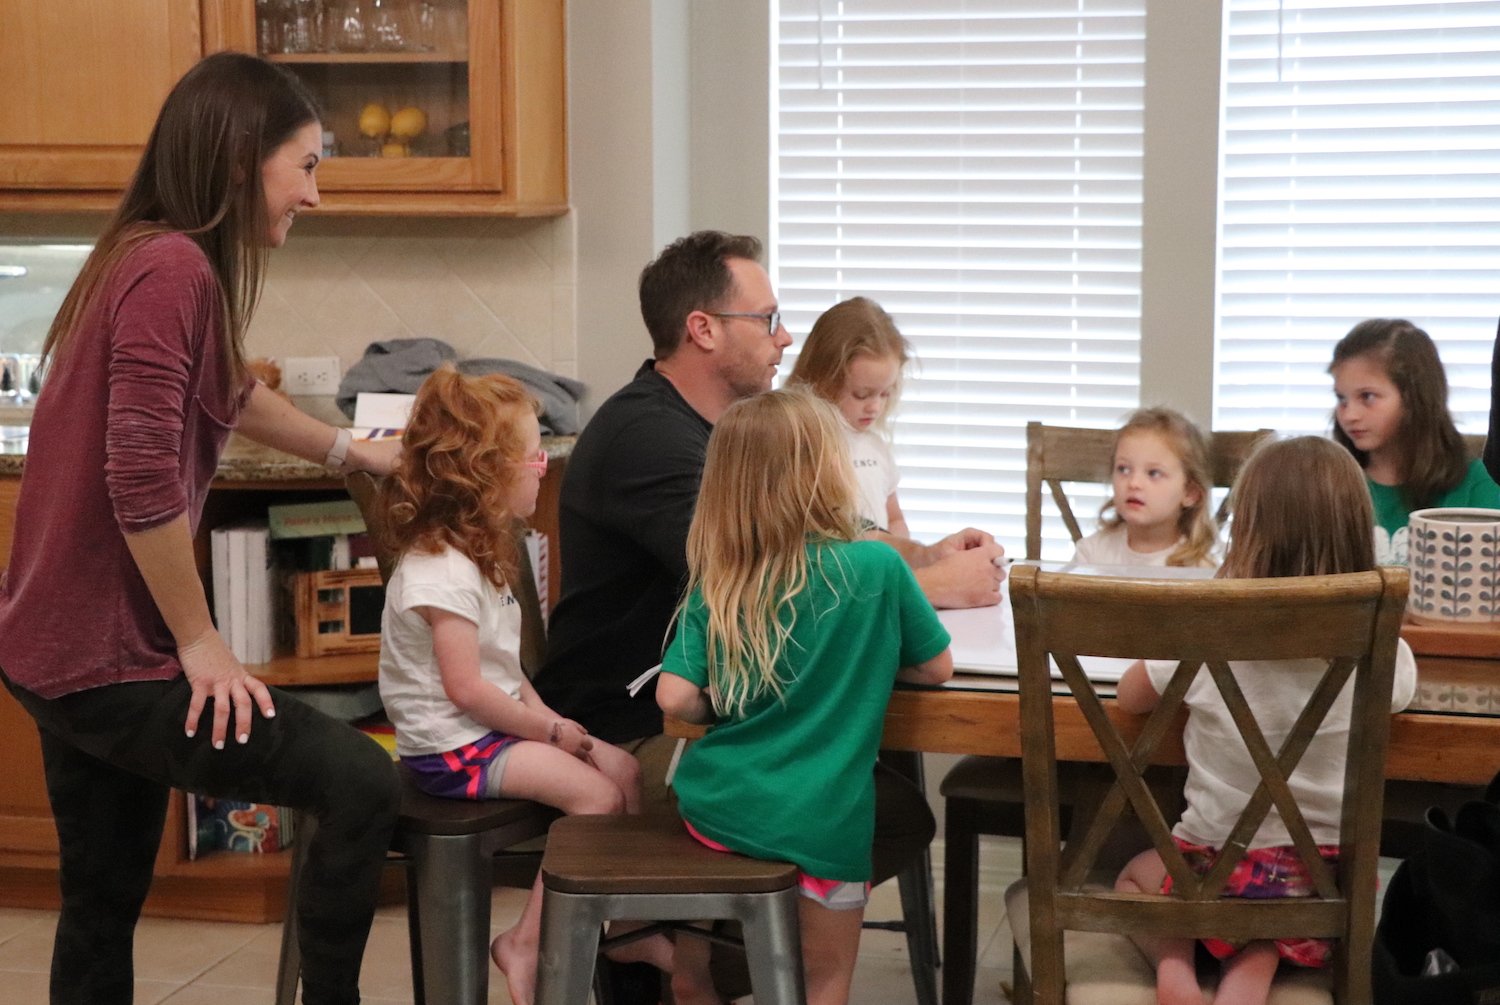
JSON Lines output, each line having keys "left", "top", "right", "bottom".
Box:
{"left": 1373, "top": 771, "right": 1500, "bottom": 1004}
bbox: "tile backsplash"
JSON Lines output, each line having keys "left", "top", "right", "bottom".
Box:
{"left": 0, "top": 212, "right": 578, "bottom": 388}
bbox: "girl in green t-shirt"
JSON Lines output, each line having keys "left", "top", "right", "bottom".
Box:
{"left": 1329, "top": 318, "right": 1500, "bottom": 564}
{"left": 656, "top": 389, "right": 953, "bottom": 1005}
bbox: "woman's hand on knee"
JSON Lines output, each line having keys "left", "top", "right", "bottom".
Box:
{"left": 178, "top": 631, "right": 276, "bottom": 749}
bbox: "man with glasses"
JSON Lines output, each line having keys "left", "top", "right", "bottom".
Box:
{"left": 534, "top": 230, "right": 1004, "bottom": 997}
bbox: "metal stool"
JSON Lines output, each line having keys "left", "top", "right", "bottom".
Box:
{"left": 534, "top": 814, "right": 807, "bottom": 1005}
{"left": 275, "top": 764, "right": 558, "bottom": 1005}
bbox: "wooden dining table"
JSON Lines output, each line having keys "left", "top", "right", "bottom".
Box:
{"left": 668, "top": 566, "right": 1500, "bottom": 787}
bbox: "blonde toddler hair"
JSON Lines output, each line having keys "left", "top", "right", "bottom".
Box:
{"left": 786, "top": 296, "right": 912, "bottom": 431}
{"left": 1099, "top": 407, "right": 1218, "bottom": 568}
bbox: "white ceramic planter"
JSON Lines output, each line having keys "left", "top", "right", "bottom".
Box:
{"left": 1406, "top": 507, "right": 1500, "bottom": 623}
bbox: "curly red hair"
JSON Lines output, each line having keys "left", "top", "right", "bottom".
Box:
{"left": 380, "top": 365, "right": 539, "bottom": 588}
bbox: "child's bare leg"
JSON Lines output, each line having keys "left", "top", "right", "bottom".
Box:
{"left": 1213, "top": 941, "right": 1279, "bottom": 1005}
{"left": 799, "top": 898, "right": 864, "bottom": 1005}
{"left": 582, "top": 738, "right": 644, "bottom": 813}
{"left": 670, "top": 925, "right": 718, "bottom": 1005}
{"left": 487, "top": 741, "right": 659, "bottom": 1005}
{"left": 1115, "top": 850, "right": 1206, "bottom": 1005}
{"left": 491, "top": 873, "right": 546, "bottom": 1005}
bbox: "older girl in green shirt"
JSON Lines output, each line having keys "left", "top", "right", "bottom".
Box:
{"left": 1330, "top": 318, "right": 1500, "bottom": 564}
{"left": 657, "top": 390, "right": 952, "bottom": 1005}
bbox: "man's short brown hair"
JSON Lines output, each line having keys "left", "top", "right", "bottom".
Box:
{"left": 638, "top": 231, "right": 763, "bottom": 358}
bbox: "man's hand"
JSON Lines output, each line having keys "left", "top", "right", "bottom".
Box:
{"left": 928, "top": 527, "right": 999, "bottom": 561}
{"left": 914, "top": 540, "right": 1007, "bottom": 609}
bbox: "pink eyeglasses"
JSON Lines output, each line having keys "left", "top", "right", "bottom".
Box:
{"left": 520, "top": 449, "right": 548, "bottom": 476}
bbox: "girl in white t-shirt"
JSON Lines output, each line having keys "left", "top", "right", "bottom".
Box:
{"left": 787, "top": 296, "right": 913, "bottom": 537}
{"left": 1113, "top": 436, "right": 1417, "bottom": 1005}
{"left": 377, "top": 366, "right": 669, "bottom": 1005}
{"left": 1074, "top": 406, "right": 1219, "bottom": 568}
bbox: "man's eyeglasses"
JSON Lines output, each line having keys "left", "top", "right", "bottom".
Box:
{"left": 520, "top": 449, "right": 548, "bottom": 476}
{"left": 708, "top": 310, "right": 782, "bottom": 336}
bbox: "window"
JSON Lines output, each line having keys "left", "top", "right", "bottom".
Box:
{"left": 774, "top": 1, "right": 1147, "bottom": 555}
{"left": 1216, "top": 0, "right": 1500, "bottom": 434}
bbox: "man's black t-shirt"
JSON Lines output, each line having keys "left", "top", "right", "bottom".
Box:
{"left": 533, "top": 361, "right": 712, "bottom": 743}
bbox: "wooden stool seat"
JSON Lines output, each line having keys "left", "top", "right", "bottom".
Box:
{"left": 541, "top": 814, "right": 800, "bottom": 895}
{"left": 535, "top": 814, "right": 807, "bottom": 1005}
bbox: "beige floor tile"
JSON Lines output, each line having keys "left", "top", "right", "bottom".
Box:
{"left": 193, "top": 924, "right": 286, "bottom": 989}
{"left": 1, "top": 970, "right": 52, "bottom": 1005}
{"left": 160, "top": 985, "right": 277, "bottom": 1005}
{"left": 129, "top": 917, "right": 263, "bottom": 984}
{"left": 0, "top": 923, "right": 53, "bottom": 973}
{"left": 0, "top": 908, "right": 52, "bottom": 945}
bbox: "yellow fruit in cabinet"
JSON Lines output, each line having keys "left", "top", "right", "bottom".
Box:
{"left": 389, "top": 107, "right": 428, "bottom": 141}
{"left": 358, "top": 103, "right": 391, "bottom": 139}
{"left": 380, "top": 141, "right": 410, "bottom": 158}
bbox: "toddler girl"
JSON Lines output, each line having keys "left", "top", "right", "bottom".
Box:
{"left": 787, "top": 296, "right": 913, "bottom": 536}
{"left": 1113, "top": 436, "right": 1417, "bottom": 1005}
{"left": 655, "top": 389, "right": 954, "bottom": 1005}
{"left": 1330, "top": 317, "right": 1500, "bottom": 564}
{"left": 377, "top": 366, "right": 667, "bottom": 1005}
{"left": 1074, "top": 407, "right": 1219, "bottom": 568}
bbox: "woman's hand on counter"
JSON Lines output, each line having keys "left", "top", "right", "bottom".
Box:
{"left": 178, "top": 630, "right": 276, "bottom": 749}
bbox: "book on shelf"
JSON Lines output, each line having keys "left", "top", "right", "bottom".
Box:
{"left": 209, "top": 520, "right": 274, "bottom": 664}
{"left": 267, "top": 498, "right": 366, "bottom": 540}
{"left": 186, "top": 795, "right": 295, "bottom": 859}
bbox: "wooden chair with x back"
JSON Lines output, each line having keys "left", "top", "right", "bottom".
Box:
{"left": 940, "top": 420, "right": 1275, "bottom": 1005}
{"left": 1007, "top": 564, "right": 1407, "bottom": 1005}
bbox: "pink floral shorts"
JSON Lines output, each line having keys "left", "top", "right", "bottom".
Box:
{"left": 1162, "top": 836, "right": 1341, "bottom": 968}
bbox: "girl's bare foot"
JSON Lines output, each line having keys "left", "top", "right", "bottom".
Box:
{"left": 602, "top": 923, "right": 676, "bottom": 972}
{"left": 1156, "top": 954, "right": 1206, "bottom": 1005}
{"left": 491, "top": 928, "right": 539, "bottom": 1005}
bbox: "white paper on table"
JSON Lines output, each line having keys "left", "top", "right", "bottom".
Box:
{"left": 934, "top": 563, "right": 1209, "bottom": 683}
{"left": 352, "top": 392, "right": 416, "bottom": 430}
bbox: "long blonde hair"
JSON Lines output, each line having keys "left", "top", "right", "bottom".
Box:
{"left": 1098, "top": 407, "right": 1218, "bottom": 567}
{"left": 786, "top": 296, "right": 913, "bottom": 432}
{"left": 381, "top": 366, "right": 539, "bottom": 589}
{"left": 1221, "top": 436, "right": 1375, "bottom": 579}
{"left": 682, "top": 389, "right": 861, "bottom": 717}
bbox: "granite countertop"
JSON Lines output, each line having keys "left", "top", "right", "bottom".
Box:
{"left": 0, "top": 428, "right": 576, "bottom": 482}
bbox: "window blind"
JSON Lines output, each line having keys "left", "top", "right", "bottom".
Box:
{"left": 1217, "top": 0, "right": 1500, "bottom": 435}
{"left": 774, "top": 0, "right": 1146, "bottom": 557}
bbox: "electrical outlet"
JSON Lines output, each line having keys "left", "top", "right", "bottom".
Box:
{"left": 283, "top": 356, "right": 342, "bottom": 396}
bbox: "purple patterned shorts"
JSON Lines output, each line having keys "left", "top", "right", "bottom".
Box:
{"left": 401, "top": 730, "right": 522, "bottom": 800}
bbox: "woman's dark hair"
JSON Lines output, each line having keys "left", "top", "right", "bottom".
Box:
{"left": 43, "top": 52, "right": 320, "bottom": 384}
{"left": 1328, "top": 318, "right": 1467, "bottom": 511}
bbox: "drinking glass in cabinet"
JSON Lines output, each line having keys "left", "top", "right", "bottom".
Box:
{"left": 366, "top": 0, "right": 411, "bottom": 52}
{"left": 329, "top": 0, "right": 368, "bottom": 52}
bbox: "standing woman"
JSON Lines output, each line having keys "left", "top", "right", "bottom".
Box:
{"left": 0, "top": 53, "right": 400, "bottom": 1005}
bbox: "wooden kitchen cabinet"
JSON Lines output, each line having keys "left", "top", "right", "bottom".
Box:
{"left": 0, "top": 0, "right": 204, "bottom": 193}
{"left": 0, "top": 0, "right": 567, "bottom": 216}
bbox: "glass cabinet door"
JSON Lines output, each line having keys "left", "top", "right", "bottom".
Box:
{"left": 239, "top": 0, "right": 501, "bottom": 192}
